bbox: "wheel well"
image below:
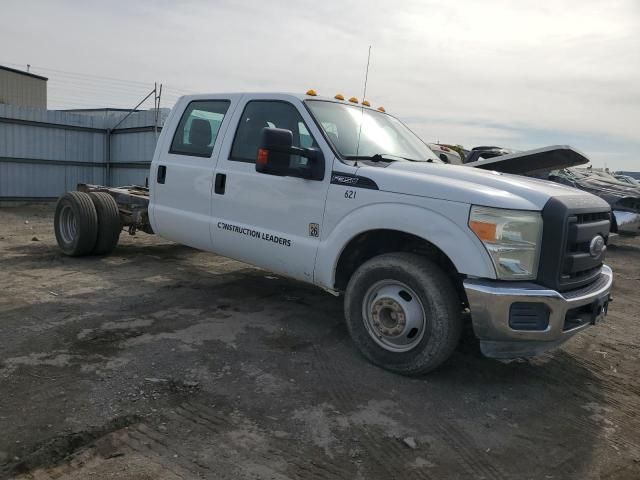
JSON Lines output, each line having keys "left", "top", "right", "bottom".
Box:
{"left": 334, "top": 230, "right": 464, "bottom": 299}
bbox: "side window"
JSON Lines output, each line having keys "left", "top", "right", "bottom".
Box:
{"left": 170, "top": 100, "right": 230, "bottom": 157}
{"left": 299, "top": 122, "right": 314, "bottom": 148}
{"left": 230, "top": 101, "right": 317, "bottom": 163}
{"left": 321, "top": 121, "right": 340, "bottom": 150}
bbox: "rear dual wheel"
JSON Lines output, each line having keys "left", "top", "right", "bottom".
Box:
{"left": 89, "top": 192, "right": 121, "bottom": 255}
{"left": 54, "top": 191, "right": 121, "bottom": 256}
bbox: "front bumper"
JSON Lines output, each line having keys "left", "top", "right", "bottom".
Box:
{"left": 463, "top": 265, "right": 613, "bottom": 358}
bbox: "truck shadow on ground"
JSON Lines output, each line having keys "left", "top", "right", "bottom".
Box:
{"left": 0, "top": 241, "right": 617, "bottom": 479}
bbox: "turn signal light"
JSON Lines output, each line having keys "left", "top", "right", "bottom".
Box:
{"left": 348, "top": 96, "right": 358, "bottom": 103}
{"left": 469, "top": 220, "right": 497, "bottom": 242}
{"left": 257, "top": 148, "right": 269, "bottom": 166}
{"left": 306, "top": 89, "right": 318, "bottom": 96}
{"left": 334, "top": 93, "right": 345, "bottom": 100}
{"left": 377, "top": 106, "right": 385, "bottom": 112}
{"left": 362, "top": 100, "right": 371, "bottom": 107}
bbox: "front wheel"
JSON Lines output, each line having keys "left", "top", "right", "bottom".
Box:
{"left": 344, "top": 253, "right": 462, "bottom": 376}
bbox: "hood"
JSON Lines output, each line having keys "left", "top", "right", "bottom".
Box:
{"left": 357, "top": 161, "right": 609, "bottom": 211}
{"left": 466, "top": 145, "right": 590, "bottom": 175}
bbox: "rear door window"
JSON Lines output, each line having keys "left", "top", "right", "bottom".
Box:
{"left": 170, "top": 100, "right": 231, "bottom": 157}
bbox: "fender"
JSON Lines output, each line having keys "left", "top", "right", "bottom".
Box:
{"left": 314, "top": 201, "right": 497, "bottom": 290}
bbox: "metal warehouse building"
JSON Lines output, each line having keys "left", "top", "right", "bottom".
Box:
{"left": 0, "top": 105, "right": 169, "bottom": 200}
{"left": 0, "top": 64, "right": 170, "bottom": 201}
{"left": 0, "top": 65, "right": 47, "bottom": 109}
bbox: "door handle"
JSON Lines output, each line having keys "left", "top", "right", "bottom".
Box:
{"left": 214, "top": 173, "right": 226, "bottom": 194}
{"left": 157, "top": 165, "right": 167, "bottom": 184}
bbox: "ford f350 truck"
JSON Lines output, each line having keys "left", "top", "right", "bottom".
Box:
{"left": 53, "top": 91, "right": 613, "bottom": 375}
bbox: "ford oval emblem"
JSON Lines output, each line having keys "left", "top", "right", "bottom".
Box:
{"left": 589, "top": 235, "right": 606, "bottom": 258}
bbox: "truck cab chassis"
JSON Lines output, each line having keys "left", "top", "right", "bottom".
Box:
{"left": 54, "top": 91, "right": 613, "bottom": 375}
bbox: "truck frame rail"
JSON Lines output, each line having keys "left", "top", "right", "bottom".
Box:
{"left": 77, "top": 183, "right": 152, "bottom": 234}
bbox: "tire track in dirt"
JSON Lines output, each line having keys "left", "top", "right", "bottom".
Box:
{"left": 434, "top": 422, "right": 507, "bottom": 480}
{"left": 310, "top": 344, "right": 436, "bottom": 480}
{"left": 10, "top": 443, "right": 139, "bottom": 480}
{"left": 193, "top": 400, "right": 358, "bottom": 479}
{"left": 169, "top": 400, "right": 357, "bottom": 479}
{"left": 125, "top": 425, "right": 210, "bottom": 478}
{"left": 11, "top": 426, "right": 192, "bottom": 480}
{"left": 120, "top": 441, "right": 190, "bottom": 479}
{"left": 537, "top": 354, "right": 640, "bottom": 455}
{"left": 502, "top": 354, "right": 640, "bottom": 472}
{"left": 558, "top": 412, "right": 640, "bottom": 455}
{"left": 310, "top": 344, "right": 512, "bottom": 480}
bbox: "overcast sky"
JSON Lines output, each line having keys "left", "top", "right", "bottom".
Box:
{"left": 2, "top": 0, "right": 639, "bottom": 169}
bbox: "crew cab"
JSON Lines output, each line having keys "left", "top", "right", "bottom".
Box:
{"left": 53, "top": 91, "right": 614, "bottom": 375}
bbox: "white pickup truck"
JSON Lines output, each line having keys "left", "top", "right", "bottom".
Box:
{"left": 53, "top": 91, "right": 613, "bottom": 375}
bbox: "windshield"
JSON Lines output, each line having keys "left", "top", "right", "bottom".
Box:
{"left": 306, "top": 100, "right": 440, "bottom": 163}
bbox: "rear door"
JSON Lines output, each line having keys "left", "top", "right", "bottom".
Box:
{"left": 210, "top": 95, "right": 332, "bottom": 282}
{"left": 151, "top": 95, "right": 239, "bottom": 250}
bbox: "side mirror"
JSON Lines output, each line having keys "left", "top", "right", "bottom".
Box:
{"left": 256, "top": 127, "right": 324, "bottom": 180}
{"left": 256, "top": 128, "right": 293, "bottom": 176}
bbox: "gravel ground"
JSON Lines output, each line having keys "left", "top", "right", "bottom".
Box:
{"left": 0, "top": 204, "right": 639, "bottom": 480}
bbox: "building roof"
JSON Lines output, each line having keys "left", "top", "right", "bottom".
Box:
{"left": 0, "top": 65, "right": 48, "bottom": 81}
{"left": 58, "top": 108, "right": 141, "bottom": 113}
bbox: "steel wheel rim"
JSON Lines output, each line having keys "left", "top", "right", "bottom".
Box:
{"left": 362, "top": 280, "right": 427, "bottom": 352}
{"left": 59, "top": 205, "right": 77, "bottom": 244}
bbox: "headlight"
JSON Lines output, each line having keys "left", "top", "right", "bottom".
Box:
{"left": 469, "top": 206, "right": 543, "bottom": 280}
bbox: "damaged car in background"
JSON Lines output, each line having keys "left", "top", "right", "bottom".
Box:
{"left": 460, "top": 145, "right": 640, "bottom": 236}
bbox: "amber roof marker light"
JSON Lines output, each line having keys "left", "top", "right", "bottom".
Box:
{"left": 362, "top": 100, "right": 371, "bottom": 107}
{"left": 306, "top": 89, "right": 318, "bottom": 96}
{"left": 334, "top": 93, "right": 345, "bottom": 100}
{"left": 377, "top": 106, "right": 385, "bottom": 112}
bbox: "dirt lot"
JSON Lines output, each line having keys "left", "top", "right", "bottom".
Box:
{"left": 0, "top": 204, "right": 639, "bottom": 480}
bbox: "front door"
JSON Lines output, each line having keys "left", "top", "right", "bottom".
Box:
{"left": 210, "top": 95, "right": 332, "bottom": 282}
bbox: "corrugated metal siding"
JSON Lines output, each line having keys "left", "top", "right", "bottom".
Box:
{"left": 0, "top": 105, "right": 168, "bottom": 198}
{"left": 110, "top": 111, "right": 162, "bottom": 165}
{"left": 108, "top": 109, "right": 167, "bottom": 186}
{"left": 110, "top": 168, "right": 151, "bottom": 187}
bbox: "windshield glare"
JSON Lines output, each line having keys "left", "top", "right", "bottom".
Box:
{"left": 306, "top": 100, "right": 440, "bottom": 163}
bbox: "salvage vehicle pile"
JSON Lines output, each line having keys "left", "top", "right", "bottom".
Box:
{"left": 440, "top": 144, "right": 640, "bottom": 236}
{"left": 550, "top": 168, "right": 640, "bottom": 235}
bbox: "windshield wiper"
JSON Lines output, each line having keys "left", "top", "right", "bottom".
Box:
{"left": 344, "top": 153, "right": 426, "bottom": 163}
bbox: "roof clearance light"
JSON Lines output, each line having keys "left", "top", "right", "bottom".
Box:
{"left": 377, "top": 106, "right": 386, "bottom": 112}
{"left": 334, "top": 93, "right": 345, "bottom": 100}
{"left": 348, "top": 97, "right": 359, "bottom": 103}
{"left": 306, "top": 89, "right": 318, "bottom": 96}
{"left": 362, "top": 100, "right": 371, "bottom": 107}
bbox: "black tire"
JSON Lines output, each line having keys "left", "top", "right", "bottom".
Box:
{"left": 344, "top": 252, "right": 462, "bottom": 376}
{"left": 89, "top": 192, "right": 121, "bottom": 255}
{"left": 54, "top": 191, "right": 99, "bottom": 257}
